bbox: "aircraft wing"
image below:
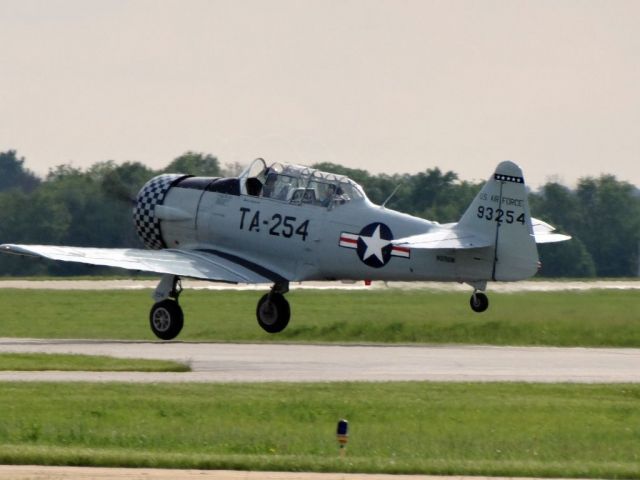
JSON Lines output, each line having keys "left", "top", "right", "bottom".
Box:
{"left": 531, "top": 218, "right": 572, "bottom": 244}
{"left": 391, "top": 229, "right": 492, "bottom": 249}
{"left": 0, "top": 244, "right": 287, "bottom": 284}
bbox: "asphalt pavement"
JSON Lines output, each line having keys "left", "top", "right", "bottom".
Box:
{"left": 1, "top": 338, "right": 639, "bottom": 383}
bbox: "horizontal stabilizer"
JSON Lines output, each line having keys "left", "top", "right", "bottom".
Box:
{"left": 533, "top": 232, "right": 572, "bottom": 243}
{"left": 0, "top": 244, "right": 288, "bottom": 284}
{"left": 531, "top": 217, "right": 572, "bottom": 244}
{"left": 392, "top": 229, "right": 492, "bottom": 250}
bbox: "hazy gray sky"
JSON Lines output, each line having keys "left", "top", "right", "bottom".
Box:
{"left": 1, "top": 0, "right": 638, "bottom": 187}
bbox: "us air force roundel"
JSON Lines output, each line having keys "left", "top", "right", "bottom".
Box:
{"left": 339, "top": 222, "right": 410, "bottom": 268}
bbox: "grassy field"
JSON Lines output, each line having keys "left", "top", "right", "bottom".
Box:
{"left": 0, "top": 353, "right": 188, "bottom": 372}
{"left": 1, "top": 287, "right": 638, "bottom": 478}
{"left": 0, "top": 382, "right": 638, "bottom": 478}
{"left": 0, "top": 288, "right": 639, "bottom": 346}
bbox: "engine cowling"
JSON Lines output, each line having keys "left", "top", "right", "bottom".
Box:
{"left": 133, "top": 174, "right": 189, "bottom": 249}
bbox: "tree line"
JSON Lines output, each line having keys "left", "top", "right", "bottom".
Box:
{"left": 0, "top": 150, "right": 638, "bottom": 278}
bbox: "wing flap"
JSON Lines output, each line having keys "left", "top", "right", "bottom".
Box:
{"left": 392, "top": 229, "right": 492, "bottom": 250}
{"left": 0, "top": 244, "right": 284, "bottom": 284}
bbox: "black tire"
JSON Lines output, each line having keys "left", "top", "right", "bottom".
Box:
{"left": 149, "top": 299, "right": 184, "bottom": 340}
{"left": 256, "top": 292, "right": 290, "bottom": 333}
{"left": 470, "top": 292, "right": 489, "bottom": 313}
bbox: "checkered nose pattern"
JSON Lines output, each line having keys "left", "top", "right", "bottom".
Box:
{"left": 133, "top": 174, "right": 185, "bottom": 249}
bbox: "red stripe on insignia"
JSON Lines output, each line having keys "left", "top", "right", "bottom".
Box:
{"left": 391, "top": 246, "right": 411, "bottom": 258}
{"left": 339, "top": 233, "right": 359, "bottom": 250}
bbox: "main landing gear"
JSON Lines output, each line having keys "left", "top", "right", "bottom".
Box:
{"left": 148, "top": 276, "right": 292, "bottom": 340}
{"left": 148, "top": 274, "right": 485, "bottom": 339}
{"left": 468, "top": 282, "right": 489, "bottom": 313}
{"left": 256, "top": 282, "right": 290, "bottom": 333}
{"left": 150, "top": 275, "right": 184, "bottom": 340}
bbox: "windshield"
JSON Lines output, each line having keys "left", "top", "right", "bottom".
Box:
{"left": 239, "top": 159, "right": 365, "bottom": 207}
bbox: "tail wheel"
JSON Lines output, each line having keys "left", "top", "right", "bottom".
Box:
{"left": 257, "top": 293, "right": 290, "bottom": 333}
{"left": 150, "top": 299, "right": 184, "bottom": 340}
{"left": 470, "top": 292, "right": 489, "bottom": 313}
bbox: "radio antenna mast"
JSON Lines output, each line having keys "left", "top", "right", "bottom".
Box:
{"left": 381, "top": 184, "right": 402, "bottom": 209}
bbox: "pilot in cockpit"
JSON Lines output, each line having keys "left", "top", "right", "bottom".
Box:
{"left": 321, "top": 184, "right": 337, "bottom": 207}
{"left": 262, "top": 171, "right": 278, "bottom": 198}
{"left": 321, "top": 184, "right": 349, "bottom": 207}
{"left": 274, "top": 181, "right": 290, "bottom": 201}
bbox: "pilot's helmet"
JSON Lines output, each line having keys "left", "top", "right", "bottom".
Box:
{"left": 265, "top": 171, "right": 278, "bottom": 184}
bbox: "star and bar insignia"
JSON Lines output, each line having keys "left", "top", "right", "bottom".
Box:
{"left": 339, "top": 222, "right": 410, "bottom": 268}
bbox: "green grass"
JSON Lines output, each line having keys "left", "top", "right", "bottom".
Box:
{"left": 0, "top": 382, "right": 639, "bottom": 478}
{"left": 0, "top": 353, "right": 189, "bottom": 372}
{"left": 0, "top": 288, "right": 639, "bottom": 346}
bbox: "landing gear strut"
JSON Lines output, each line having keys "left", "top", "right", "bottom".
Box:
{"left": 256, "top": 282, "right": 290, "bottom": 333}
{"left": 150, "top": 275, "right": 184, "bottom": 340}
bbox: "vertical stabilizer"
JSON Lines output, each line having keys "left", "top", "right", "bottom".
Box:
{"left": 458, "top": 161, "right": 538, "bottom": 281}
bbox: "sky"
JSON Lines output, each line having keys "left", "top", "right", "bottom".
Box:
{"left": 1, "top": 0, "right": 639, "bottom": 188}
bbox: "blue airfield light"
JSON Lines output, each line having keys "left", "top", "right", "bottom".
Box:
{"left": 336, "top": 419, "right": 348, "bottom": 455}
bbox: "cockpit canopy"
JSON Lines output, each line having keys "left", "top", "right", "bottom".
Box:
{"left": 239, "top": 158, "right": 366, "bottom": 207}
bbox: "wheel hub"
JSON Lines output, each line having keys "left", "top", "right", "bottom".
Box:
{"left": 259, "top": 301, "right": 278, "bottom": 325}
{"left": 152, "top": 307, "right": 171, "bottom": 332}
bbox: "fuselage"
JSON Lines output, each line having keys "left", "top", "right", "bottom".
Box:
{"left": 151, "top": 176, "right": 495, "bottom": 283}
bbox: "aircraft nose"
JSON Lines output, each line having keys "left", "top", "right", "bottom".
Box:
{"left": 133, "top": 174, "right": 187, "bottom": 249}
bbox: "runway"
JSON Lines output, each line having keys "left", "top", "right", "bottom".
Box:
{"left": 1, "top": 338, "right": 640, "bottom": 383}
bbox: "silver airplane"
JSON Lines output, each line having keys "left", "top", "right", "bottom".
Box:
{"left": 0, "top": 158, "right": 569, "bottom": 340}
